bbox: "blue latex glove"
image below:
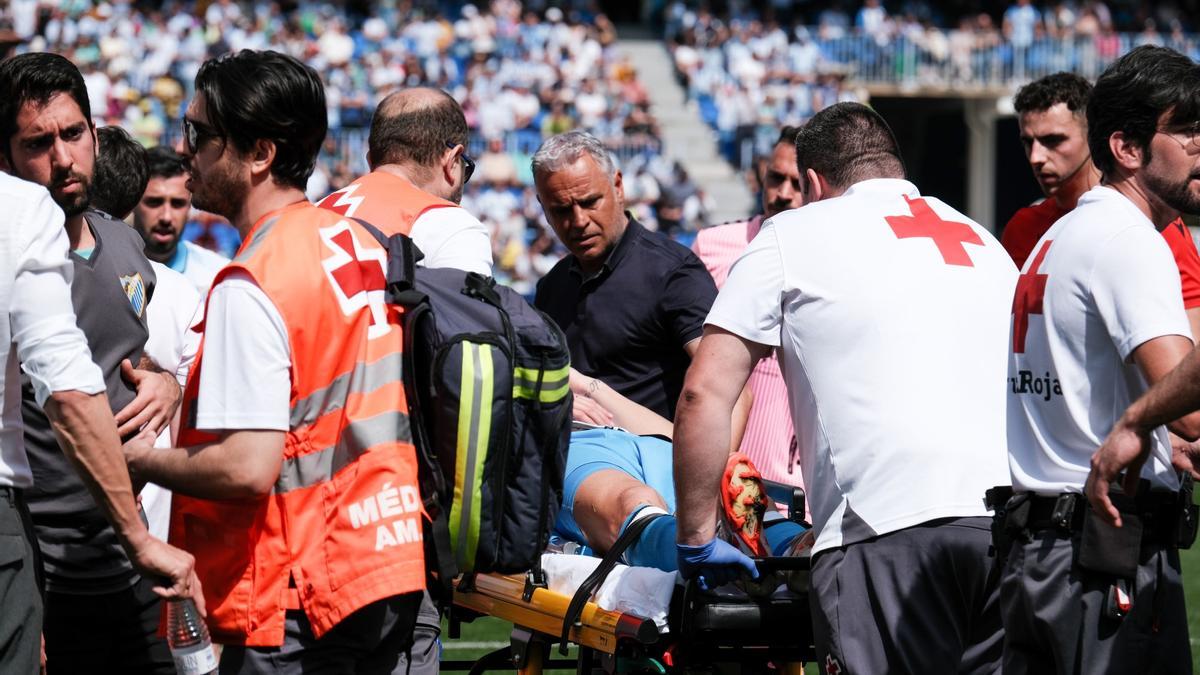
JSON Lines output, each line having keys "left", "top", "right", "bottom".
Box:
{"left": 677, "top": 539, "right": 760, "bottom": 590}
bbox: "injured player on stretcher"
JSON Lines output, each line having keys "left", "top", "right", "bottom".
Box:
{"left": 552, "top": 369, "right": 811, "bottom": 584}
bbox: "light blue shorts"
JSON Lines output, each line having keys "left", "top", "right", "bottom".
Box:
{"left": 552, "top": 428, "right": 676, "bottom": 546}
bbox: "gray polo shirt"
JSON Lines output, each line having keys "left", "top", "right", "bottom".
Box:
{"left": 23, "top": 209, "right": 156, "bottom": 594}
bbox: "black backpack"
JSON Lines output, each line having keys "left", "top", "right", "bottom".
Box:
{"left": 358, "top": 222, "right": 573, "bottom": 598}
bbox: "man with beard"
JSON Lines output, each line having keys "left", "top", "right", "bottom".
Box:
{"left": 691, "top": 126, "right": 804, "bottom": 487}
{"left": 123, "top": 50, "right": 425, "bottom": 671}
{"left": 316, "top": 87, "right": 492, "bottom": 275}
{"left": 1001, "top": 46, "right": 1200, "bottom": 673}
{"left": 1001, "top": 72, "right": 1200, "bottom": 339}
{"left": 0, "top": 52, "right": 189, "bottom": 673}
{"left": 134, "top": 146, "right": 228, "bottom": 294}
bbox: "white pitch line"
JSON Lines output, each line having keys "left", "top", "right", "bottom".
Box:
{"left": 441, "top": 641, "right": 510, "bottom": 651}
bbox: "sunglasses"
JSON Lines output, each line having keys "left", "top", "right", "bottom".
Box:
{"left": 182, "top": 117, "right": 221, "bottom": 154}
{"left": 446, "top": 141, "right": 475, "bottom": 184}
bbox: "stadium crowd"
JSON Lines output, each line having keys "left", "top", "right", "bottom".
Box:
{"left": 665, "top": 0, "right": 1200, "bottom": 164}
{"left": 3, "top": 1, "right": 1200, "bottom": 672}
{"left": 0, "top": 0, "right": 722, "bottom": 292}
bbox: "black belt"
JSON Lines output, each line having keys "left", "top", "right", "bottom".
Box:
{"left": 1022, "top": 492, "right": 1085, "bottom": 531}
{"left": 1014, "top": 490, "right": 1183, "bottom": 544}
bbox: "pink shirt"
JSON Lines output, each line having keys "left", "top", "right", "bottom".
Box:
{"left": 693, "top": 217, "right": 802, "bottom": 488}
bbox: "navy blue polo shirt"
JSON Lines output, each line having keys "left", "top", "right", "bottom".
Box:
{"left": 534, "top": 216, "right": 717, "bottom": 420}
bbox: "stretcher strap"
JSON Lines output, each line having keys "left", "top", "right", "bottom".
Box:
{"left": 558, "top": 512, "right": 669, "bottom": 655}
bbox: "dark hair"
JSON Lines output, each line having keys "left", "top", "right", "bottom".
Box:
{"left": 92, "top": 126, "right": 148, "bottom": 220}
{"left": 193, "top": 50, "right": 326, "bottom": 190}
{"left": 368, "top": 89, "right": 468, "bottom": 168}
{"left": 1088, "top": 45, "right": 1200, "bottom": 178}
{"left": 146, "top": 145, "right": 187, "bottom": 181}
{"left": 777, "top": 125, "right": 801, "bottom": 147}
{"left": 1013, "top": 72, "right": 1092, "bottom": 116}
{"left": 0, "top": 52, "right": 92, "bottom": 159}
{"left": 793, "top": 102, "right": 905, "bottom": 190}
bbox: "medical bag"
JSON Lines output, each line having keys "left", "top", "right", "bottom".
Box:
{"left": 355, "top": 221, "right": 573, "bottom": 597}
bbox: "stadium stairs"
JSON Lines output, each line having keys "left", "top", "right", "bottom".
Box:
{"left": 616, "top": 38, "right": 756, "bottom": 226}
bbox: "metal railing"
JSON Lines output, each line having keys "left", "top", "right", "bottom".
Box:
{"left": 731, "top": 30, "right": 1199, "bottom": 91}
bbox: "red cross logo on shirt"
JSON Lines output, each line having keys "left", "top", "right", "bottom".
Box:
{"left": 320, "top": 221, "right": 390, "bottom": 339}
{"left": 1011, "top": 240, "right": 1052, "bottom": 354}
{"left": 316, "top": 182, "right": 364, "bottom": 217}
{"left": 884, "top": 195, "right": 984, "bottom": 267}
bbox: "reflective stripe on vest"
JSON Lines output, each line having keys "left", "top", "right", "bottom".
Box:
{"left": 274, "top": 409, "right": 412, "bottom": 494}
{"left": 290, "top": 351, "right": 405, "bottom": 428}
{"left": 450, "top": 341, "right": 494, "bottom": 572}
{"left": 512, "top": 365, "right": 570, "bottom": 403}
{"left": 171, "top": 203, "right": 427, "bottom": 647}
{"left": 235, "top": 214, "right": 282, "bottom": 263}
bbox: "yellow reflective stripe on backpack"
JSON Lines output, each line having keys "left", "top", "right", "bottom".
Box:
{"left": 450, "top": 342, "right": 494, "bottom": 573}
{"left": 512, "top": 365, "right": 569, "bottom": 403}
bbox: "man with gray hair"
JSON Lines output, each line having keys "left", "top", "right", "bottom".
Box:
{"left": 532, "top": 131, "right": 718, "bottom": 422}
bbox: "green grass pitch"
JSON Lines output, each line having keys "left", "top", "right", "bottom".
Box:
{"left": 440, "top": 549, "right": 1200, "bottom": 671}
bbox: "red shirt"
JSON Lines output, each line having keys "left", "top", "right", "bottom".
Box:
{"left": 1002, "top": 200, "right": 1200, "bottom": 309}
{"left": 1000, "top": 199, "right": 1069, "bottom": 270}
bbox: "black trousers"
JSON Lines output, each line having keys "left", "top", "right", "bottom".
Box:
{"left": 1000, "top": 526, "right": 1190, "bottom": 674}
{"left": 810, "top": 516, "right": 1003, "bottom": 675}
{"left": 43, "top": 576, "right": 173, "bottom": 674}
{"left": 0, "top": 487, "right": 42, "bottom": 675}
{"left": 218, "top": 592, "right": 422, "bottom": 675}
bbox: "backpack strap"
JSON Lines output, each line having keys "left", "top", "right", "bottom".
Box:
{"left": 348, "top": 217, "right": 456, "bottom": 606}
{"left": 524, "top": 353, "right": 571, "bottom": 601}
{"left": 399, "top": 299, "right": 458, "bottom": 606}
{"left": 557, "top": 512, "right": 669, "bottom": 655}
{"left": 348, "top": 217, "right": 423, "bottom": 300}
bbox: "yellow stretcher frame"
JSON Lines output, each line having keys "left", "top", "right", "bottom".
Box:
{"left": 443, "top": 483, "right": 815, "bottom": 673}
{"left": 446, "top": 569, "right": 814, "bottom": 674}
{"left": 452, "top": 572, "right": 657, "bottom": 655}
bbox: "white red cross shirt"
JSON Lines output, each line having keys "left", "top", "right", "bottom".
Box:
{"left": 1007, "top": 185, "right": 1190, "bottom": 494}
{"left": 707, "top": 178, "right": 1017, "bottom": 555}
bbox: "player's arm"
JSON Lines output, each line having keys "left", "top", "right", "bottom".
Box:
{"left": 124, "top": 429, "right": 285, "bottom": 499}
{"left": 570, "top": 367, "right": 672, "bottom": 438}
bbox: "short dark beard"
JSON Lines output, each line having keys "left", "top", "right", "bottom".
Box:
{"left": 50, "top": 170, "right": 90, "bottom": 217}
{"left": 1145, "top": 165, "right": 1200, "bottom": 216}
{"left": 190, "top": 161, "right": 248, "bottom": 222}
{"left": 765, "top": 199, "right": 793, "bottom": 219}
{"left": 58, "top": 191, "right": 90, "bottom": 217}
{"left": 140, "top": 229, "right": 178, "bottom": 263}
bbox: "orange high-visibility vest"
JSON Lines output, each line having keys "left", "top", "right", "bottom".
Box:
{"left": 170, "top": 200, "right": 431, "bottom": 646}
{"left": 315, "top": 169, "right": 455, "bottom": 234}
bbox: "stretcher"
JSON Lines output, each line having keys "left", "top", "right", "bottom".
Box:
{"left": 442, "top": 483, "right": 815, "bottom": 674}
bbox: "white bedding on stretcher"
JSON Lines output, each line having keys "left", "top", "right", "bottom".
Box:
{"left": 540, "top": 554, "right": 676, "bottom": 630}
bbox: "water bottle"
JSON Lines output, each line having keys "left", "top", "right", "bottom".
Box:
{"left": 166, "top": 597, "right": 218, "bottom": 675}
